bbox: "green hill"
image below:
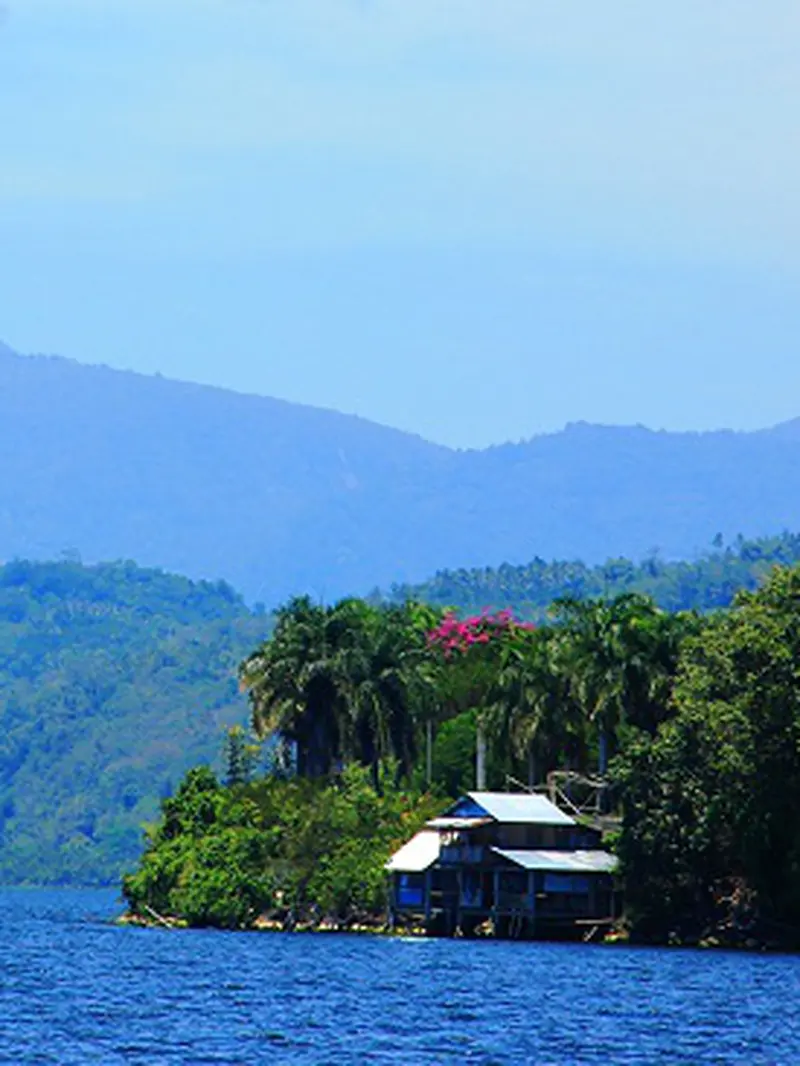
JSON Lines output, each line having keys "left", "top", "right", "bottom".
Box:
{"left": 389, "top": 532, "right": 800, "bottom": 618}
{"left": 0, "top": 559, "right": 267, "bottom": 885}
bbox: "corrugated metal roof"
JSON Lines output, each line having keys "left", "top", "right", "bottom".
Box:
{"left": 491, "top": 848, "right": 618, "bottom": 873}
{"left": 468, "top": 791, "right": 575, "bottom": 827}
{"left": 385, "top": 830, "right": 441, "bottom": 872}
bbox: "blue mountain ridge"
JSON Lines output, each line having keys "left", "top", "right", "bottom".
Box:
{"left": 2, "top": 340, "right": 799, "bottom": 605}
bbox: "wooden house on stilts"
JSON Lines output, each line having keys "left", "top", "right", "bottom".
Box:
{"left": 386, "top": 791, "right": 618, "bottom": 939}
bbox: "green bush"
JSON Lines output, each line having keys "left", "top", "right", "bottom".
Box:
{"left": 123, "top": 763, "right": 440, "bottom": 929}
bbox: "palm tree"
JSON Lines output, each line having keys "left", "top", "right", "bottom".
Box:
{"left": 240, "top": 596, "right": 439, "bottom": 787}
{"left": 552, "top": 594, "right": 690, "bottom": 777}
{"left": 487, "top": 626, "right": 585, "bottom": 787}
{"left": 240, "top": 596, "right": 349, "bottom": 778}
{"left": 338, "top": 601, "right": 443, "bottom": 789}
{"left": 624, "top": 608, "right": 699, "bottom": 735}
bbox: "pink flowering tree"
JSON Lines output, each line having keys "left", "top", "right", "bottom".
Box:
{"left": 427, "top": 609, "right": 535, "bottom": 789}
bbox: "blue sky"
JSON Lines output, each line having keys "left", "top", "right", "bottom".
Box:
{"left": 1, "top": 1, "right": 799, "bottom": 448}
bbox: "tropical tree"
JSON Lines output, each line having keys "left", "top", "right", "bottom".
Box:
{"left": 551, "top": 594, "right": 692, "bottom": 776}
{"left": 615, "top": 566, "right": 800, "bottom": 938}
{"left": 427, "top": 609, "right": 535, "bottom": 789}
{"left": 240, "top": 596, "right": 443, "bottom": 785}
{"left": 488, "top": 625, "right": 586, "bottom": 787}
{"left": 223, "top": 725, "right": 261, "bottom": 787}
{"left": 240, "top": 596, "right": 349, "bottom": 777}
{"left": 335, "top": 602, "right": 439, "bottom": 788}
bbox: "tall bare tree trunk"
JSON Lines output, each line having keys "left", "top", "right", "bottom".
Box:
{"left": 598, "top": 729, "right": 608, "bottom": 777}
{"left": 527, "top": 745, "right": 536, "bottom": 789}
{"left": 598, "top": 729, "right": 608, "bottom": 813}
{"left": 476, "top": 721, "right": 487, "bottom": 790}
{"left": 426, "top": 719, "right": 433, "bottom": 788}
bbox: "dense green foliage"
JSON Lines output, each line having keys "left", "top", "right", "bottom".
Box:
{"left": 241, "top": 597, "right": 442, "bottom": 784}
{"left": 241, "top": 593, "right": 697, "bottom": 795}
{"left": 126, "top": 590, "right": 699, "bottom": 929}
{"left": 124, "top": 562, "right": 800, "bottom": 940}
{"left": 122, "top": 764, "right": 440, "bottom": 929}
{"left": 0, "top": 559, "right": 267, "bottom": 884}
{"left": 391, "top": 532, "right": 800, "bottom": 619}
{"left": 614, "top": 566, "right": 800, "bottom": 944}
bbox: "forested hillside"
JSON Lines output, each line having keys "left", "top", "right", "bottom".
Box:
{"left": 391, "top": 532, "right": 800, "bottom": 618}
{"left": 2, "top": 537, "right": 799, "bottom": 886}
{"left": 4, "top": 343, "right": 800, "bottom": 603}
{"left": 0, "top": 560, "right": 267, "bottom": 884}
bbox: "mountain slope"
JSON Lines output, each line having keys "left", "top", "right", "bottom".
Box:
{"left": 0, "top": 559, "right": 266, "bottom": 884}
{"left": 3, "top": 342, "right": 800, "bottom": 603}
{"left": 0, "top": 344, "right": 451, "bottom": 603}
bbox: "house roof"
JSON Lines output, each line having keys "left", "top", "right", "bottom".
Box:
{"left": 491, "top": 848, "right": 618, "bottom": 874}
{"left": 426, "top": 816, "right": 493, "bottom": 830}
{"left": 466, "top": 791, "right": 576, "bottom": 827}
{"left": 385, "top": 830, "right": 441, "bottom": 873}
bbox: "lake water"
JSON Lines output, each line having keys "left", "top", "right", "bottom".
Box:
{"left": 2, "top": 889, "right": 800, "bottom": 1064}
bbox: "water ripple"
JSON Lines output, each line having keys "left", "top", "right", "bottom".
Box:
{"left": 2, "top": 888, "right": 800, "bottom": 1064}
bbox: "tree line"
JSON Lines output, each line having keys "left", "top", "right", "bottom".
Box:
{"left": 388, "top": 531, "right": 800, "bottom": 618}
{"left": 239, "top": 592, "right": 697, "bottom": 795}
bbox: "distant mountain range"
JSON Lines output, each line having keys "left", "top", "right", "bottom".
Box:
{"left": 3, "top": 340, "right": 800, "bottom": 605}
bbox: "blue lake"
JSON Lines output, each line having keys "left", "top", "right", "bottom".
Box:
{"left": 2, "top": 887, "right": 800, "bottom": 1064}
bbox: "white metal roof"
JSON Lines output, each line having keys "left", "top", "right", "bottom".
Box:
{"left": 385, "top": 830, "right": 441, "bottom": 873}
{"left": 426, "top": 816, "right": 493, "bottom": 830}
{"left": 468, "top": 791, "right": 575, "bottom": 827}
{"left": 491, "top": 848, "right": 618, "bottom": 874}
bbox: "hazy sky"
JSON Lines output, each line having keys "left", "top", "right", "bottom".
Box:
{"left": 2, "top": 1, "right": 799, "bottom": 447}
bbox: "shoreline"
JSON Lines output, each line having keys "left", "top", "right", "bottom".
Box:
{"left": 117, "top": 908, "right": 409, "bottom": 936}
{"left": 116, "top": 910, "right": 792, "bottom": 952}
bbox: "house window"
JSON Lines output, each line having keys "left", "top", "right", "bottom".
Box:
{"left": 397, "top": 873, "right": 425, "bottom": 908}
{"left": 543, "top": 874, "right": 590, "bottom": 895}
{"left": 460, "top": 870, "right": 483, "bottom": 907}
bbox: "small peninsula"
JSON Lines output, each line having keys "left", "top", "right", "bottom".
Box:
{"left": 123, "top": 566, "right": 800, "bottom": 948}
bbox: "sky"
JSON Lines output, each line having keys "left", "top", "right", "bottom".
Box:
{"left": 1, "top": 1, "right": 799, "bottom": 449}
